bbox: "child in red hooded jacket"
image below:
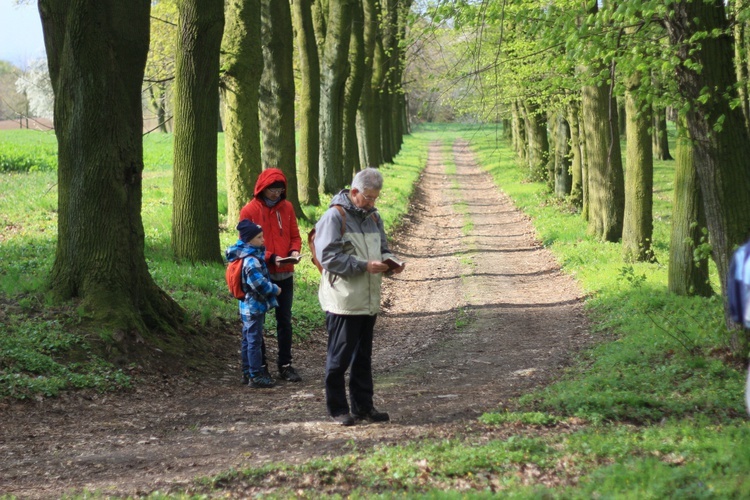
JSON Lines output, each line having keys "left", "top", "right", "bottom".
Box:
{"left": 239, "top": 168, "right": 303, "bottom": 383}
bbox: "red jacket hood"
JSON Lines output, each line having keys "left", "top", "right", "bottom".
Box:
{"left": 254, "top": 168, "right": 288, "bottom": 199}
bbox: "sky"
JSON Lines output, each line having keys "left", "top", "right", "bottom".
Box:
{"left": 0, "top": 0, "right": 46, "bottom": 67}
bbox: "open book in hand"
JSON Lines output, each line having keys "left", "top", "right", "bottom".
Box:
{"left": 277, "top": 255, "right": 303, "bottom": 265}
{"left": 382, "top": 257, "right": 405, "bottom": 270}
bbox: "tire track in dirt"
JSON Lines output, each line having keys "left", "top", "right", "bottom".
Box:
{"left": 0, "top": 139, "right": 591, "bottom": 498}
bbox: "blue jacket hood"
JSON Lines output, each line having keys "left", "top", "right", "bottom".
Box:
{"left": 226, "top": 240, "right": 266, "bottom": 263}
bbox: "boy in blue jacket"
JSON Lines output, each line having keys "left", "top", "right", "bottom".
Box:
{"left": 226, "top": 220, "right": 282, "bottom": 388}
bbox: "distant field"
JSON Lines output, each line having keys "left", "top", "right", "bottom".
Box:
{"left": 0, "top": 118, "right": 53, "bottom": 131}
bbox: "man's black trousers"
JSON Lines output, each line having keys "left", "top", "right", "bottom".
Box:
{"left": 324, "top": 312, "right": 377, "bottom": 417}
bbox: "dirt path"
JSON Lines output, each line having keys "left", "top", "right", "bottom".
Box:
{"left": 0, "top": 140, "right": 591, "bottom": 498}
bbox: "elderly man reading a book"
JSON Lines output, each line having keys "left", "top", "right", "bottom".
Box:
{"left": 313, "top": 168, "right": 406, "bottom": 426}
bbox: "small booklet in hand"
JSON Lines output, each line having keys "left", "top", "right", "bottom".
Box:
{"left": 382, "top": 257, "right": 405, "bottom": 270}
{"left": 277, "top": 255, "right": 302, "bottom": 265}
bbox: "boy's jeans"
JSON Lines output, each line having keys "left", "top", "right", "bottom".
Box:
{"left": 241, "top": 313, "right": 265, "bottom": 376}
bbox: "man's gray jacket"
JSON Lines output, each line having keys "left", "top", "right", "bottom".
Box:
{"left": 314, "top": 190, "right": 396, "bottom": 315}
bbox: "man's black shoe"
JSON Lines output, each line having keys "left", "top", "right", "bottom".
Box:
{"left": 331, "top": 413, "right": 355, "bottom": 426}
{"left": 353, "top": 408, "right": 390, "bottom": 423}
{"left": 279, "top": 364, "right": 302, "bottom": 382}
{"left": 242, "top": 374, "right": 250, "bottom": 385}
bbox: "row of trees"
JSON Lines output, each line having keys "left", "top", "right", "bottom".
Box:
{"left": 37, "top": 0, "right": 414, "bottom": 341}
{"left": 417, "top": 0, "right": 750, "bottom": 353}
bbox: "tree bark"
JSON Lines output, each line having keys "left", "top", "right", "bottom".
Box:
{"left": 319, "top": 0, "right": 353, "bottom": 194}
{"left": 511, "top": 99, "right": 527, "bottom": 161}
{"left": 221, "top": 0, "right": 262, "bottom": 225}
{"left": 652, "top": 106, "right": 673, "bottom": 161}
{"left": 523, "top": 100, "right": 549, "bottom": 183}
{"left": 733, "top": 0, "right": 750, "bottom": 130}
{"left": 581, "top": 70, "right": 624, "bottom": 242}
{"left": 668, "top": 117, "right": 712, "bottom": 297}
{"left": 622, "top": 72, "right": 655, "bottom": 263}
{"left": 666, "top": 1, "right": 750, "bottom": 341}
{"left": 260, "top": 0, "right": 302, "bottom": 216}
{"left": 356, "top": 0, "right": 382, "bottom": 169}
{"left": 172, "top": 0, "right": 224, "bottom": 263}
{"left": 292, "top": 0, "right": 321, "bottom": 205}
{"left": 40, "top": 0, "right": 185, "bottom": 334}
{"left": 567, "top": 100, "right": 584, "bottom": 209}
{"left": 554, "top": 113, "right": 572, "bottom": 198}
{"left": 342, "top": 0, "right": 365, "bottom": 181}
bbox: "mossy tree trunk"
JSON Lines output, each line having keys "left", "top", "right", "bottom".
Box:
{"left": 221, "top": 0, "right": 262, "bottom": 225}
{"left": 172, "top": 0, "right": 224, "bottom": 263}
{"left": 523, "top": 100, "right": 550, "bottom": 183}
{"left": 567, "top": 100, "right": 584, "bottom": 209}
{"left": 511, "top": 100, "right": 527, "bottom": 162}
{"left": 582, "top": 69, "right": 624, "bottom": 242}
{"left": 554, "top": 113, "right": 572, "bottom": 199}
{"left": 356, "top": 0, "right": 381, "bottom": 168}
{"left": 733, "top": 0, "right": 750, "bottom": 130}
{"left": 666, "top": 1, "right": 750, "bottom": 347}
{"left": 319, "top": 0, "right": 353, "bottom": 194}
{"left": 622, "top": 72, "right": 655, "bottom": 263}
{"left": 668, "top": 117, "right": 712, "bottom": 297}
{"left": 260, "top": 0, "right": 302, "bottom": 217}
{"left": 342, "top": 0, "right": 365, "bottom": 181}
{"left": 292, "top": 0, "right": 321, "bottom": 205}
{"left": 40, "top": 0, "right": 185, "bottom": 335}
{"left": 652, "top": 106, "right": 673, "bottom": 161}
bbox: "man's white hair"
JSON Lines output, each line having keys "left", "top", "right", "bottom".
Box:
{"left": 352, "top": 168, "right": 383, "bottom": 191}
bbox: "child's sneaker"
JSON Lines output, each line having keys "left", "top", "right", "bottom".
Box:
{"left": 249, "top": 373, "right": 276, "bottom": 388}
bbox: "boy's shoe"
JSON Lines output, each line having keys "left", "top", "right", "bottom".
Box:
{"left": 249, "top": 373, "right": 276, "bottom": 388}
{"left": 279, "top": 364, "right": 302, "bottom": 382}
{"left": 353, "top": 408, "right": 390, "bottom": 423}
{"left": 331, "top": 413, "right": 355, "bottom": 426}
{"left": 242, "top": 374, "right": 250, "bottom": 385}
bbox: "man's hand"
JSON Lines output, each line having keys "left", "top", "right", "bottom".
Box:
{"left": 275, "top": 287, "right": 282, "bottom": 296}
{"left": 366, "top": 260, "right": 390, "bottom": 274}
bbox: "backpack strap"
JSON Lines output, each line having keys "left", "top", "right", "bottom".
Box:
{"left": 333, "top": 205, "right": 346, "bottom": 236}
{"left": 240, "top": 254, "right": 264, "bottom": 300}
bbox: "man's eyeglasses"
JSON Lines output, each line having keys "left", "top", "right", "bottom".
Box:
{"left": 359, "top": 192, "right": 379, "bottom": 202}
{"left": 267, "top": 188, "right": 285, "bottom": 194}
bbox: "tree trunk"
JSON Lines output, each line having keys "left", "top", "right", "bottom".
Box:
{"left": 260, "top": 0, "right": 303, "bottom": 216}
{"left": 652, "top": 106, "right": 673, "bottom": 161}
{"left": 40, "top": 0, "right": 185, "bottom": 334}
{"left": 582, "top": 70, "right": 625, "bottom": 242}
{"left": 733, "top": 0, "right": 750, "bottom": 130}
{"left": 622, "top": 73, "right": 655, "bottom": 263}
{"left": 511, "top": 99, "right": 526, "bottom": 161}
{"left": 554, "top": 113, "right": 572, "bottom": 198}
{"left": 319, "top": 0, "right": 353, "bottom": 194}
{"left": 523, "top": 100, "right": 549, "bottom": 183}
{"left": 666, "top": 1, "right": 750, "bottom": 344}
{"left": 567, "top": 100, "right": 584, "bottom": 209}
{"left": 668, "top": 117, "right": 712, "bottom": 297}
{"left": 356, "top": 0, "right": 381, "bottom": 169}
{"left": 292, "top": 0, "right": 321, "bottom": 205}
{"left": 221, "top": 0, "right": 262, "bottom": 225}
{"left": 172, "top": 0, "right": 224, "bottom": 263}
{"left": 342, "top": 0, "right": 365, "bottom": 181}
